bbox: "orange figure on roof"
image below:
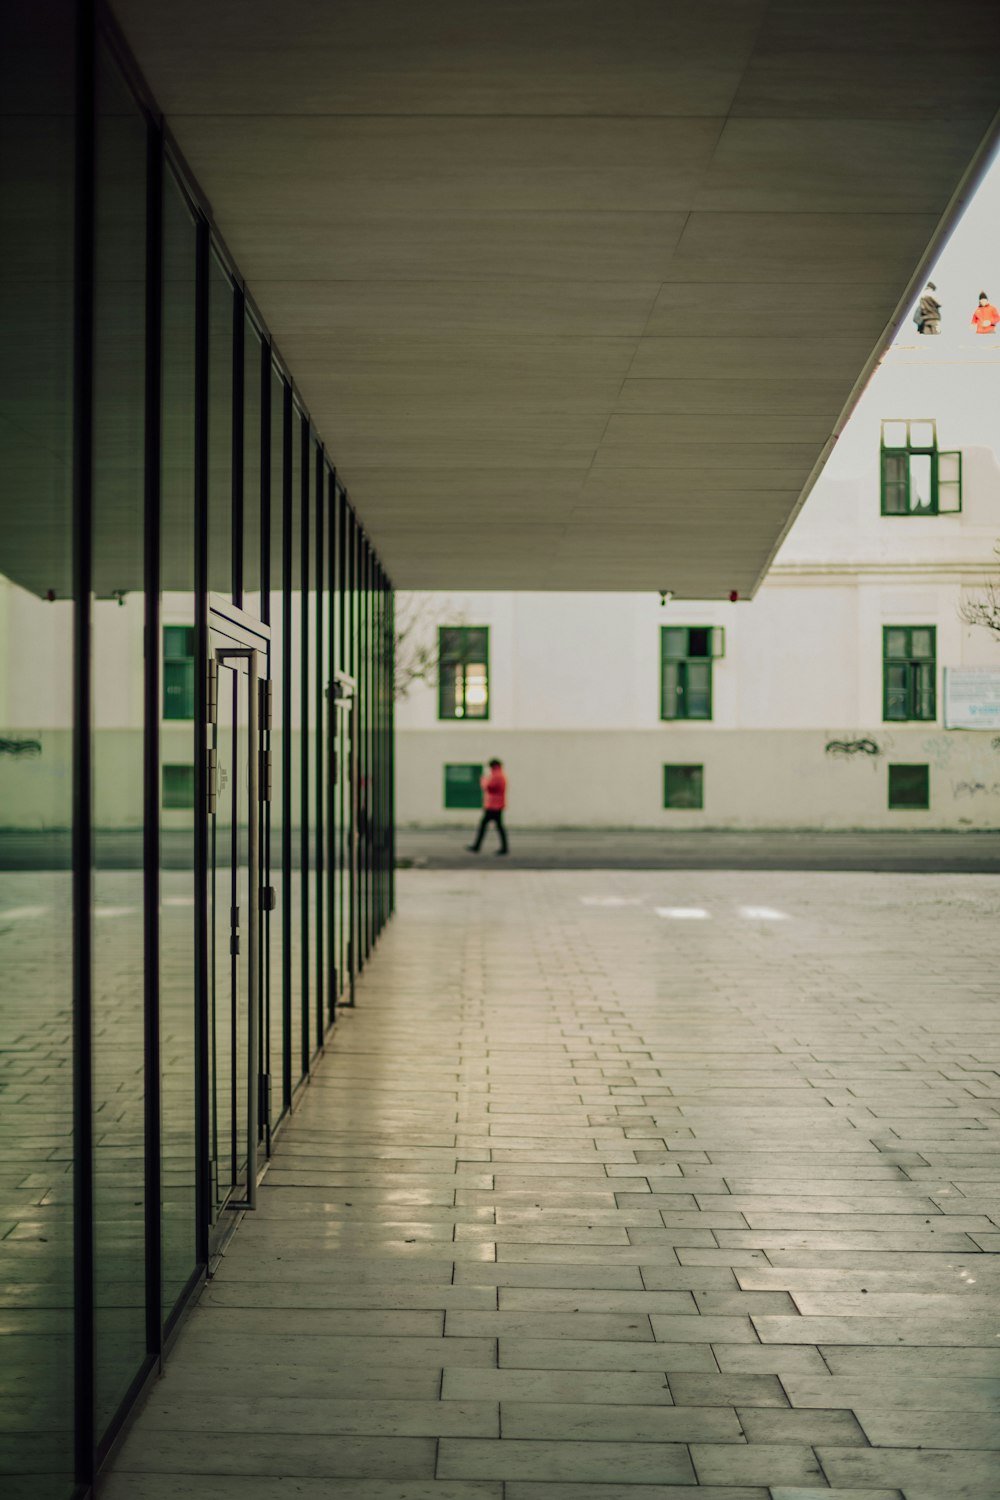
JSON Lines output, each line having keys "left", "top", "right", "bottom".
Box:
{"left": 971, "top": 291, "right": 999, "bottom": 334}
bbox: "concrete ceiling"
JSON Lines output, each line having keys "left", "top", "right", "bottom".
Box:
{"left": 112, "top": 0, "right": 1000, "bottom": 594}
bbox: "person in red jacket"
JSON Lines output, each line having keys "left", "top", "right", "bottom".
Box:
{"left": 971, "top": 291, "right": 1000, "bottom": 334}
{"left": 466, "top": 758, "right": 509, "bottom": 855}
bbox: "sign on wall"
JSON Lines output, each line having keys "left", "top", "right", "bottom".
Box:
{"left": 943, "top": 667, "right": 1000, "bottom": 729}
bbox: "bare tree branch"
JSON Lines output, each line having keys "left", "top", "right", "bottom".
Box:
{"left": 392, "top": 594, "right": 465, "bottom": 701}
{"left": 960, "top": 543, "right": 1000, "bottom": 641}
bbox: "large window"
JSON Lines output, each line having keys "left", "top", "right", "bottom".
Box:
{"left": 880, "top": 420, "right": 961, "bottom": 515}
{"left": 888, "top": 764, "right": 930, "bottom": 810}
{"left": 660, "top": 627, "right": 723, "bottom": 721}
{"left": 883, "top": 626, "right": 936, "bottom": 721}
{"left": 664, "top": 764, "right": 704, "bottom": 809}
{"left": 439, "top": 626, "right": 489, "bottom": 720}
{"left": 444, "top": 762, "right": 484, "bottom": 808}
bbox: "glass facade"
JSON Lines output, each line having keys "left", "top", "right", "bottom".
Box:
{"left": 0, "top": 9, "right": 394, "bottom": 1497}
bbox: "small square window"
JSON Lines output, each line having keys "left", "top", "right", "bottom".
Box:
{"left": 664, "top": 764, "right": 703, "bottom": 810}
{"left": 444, "top": 763, "right": 483, "bottom": 809}
{"left": 163, "top": 763, "right": 195, "bottom": 810}
{"left": 888, "top": 764, "right": 929, "bottom": 810}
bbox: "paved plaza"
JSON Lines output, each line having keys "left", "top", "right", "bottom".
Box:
{"left": 107, "top": 869, "right": 1000, "bottom": 1499}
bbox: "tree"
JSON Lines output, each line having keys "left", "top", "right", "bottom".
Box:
{"left": 392, "top": 594, "right": 464, "bottom": 702}
{"left": 960, "top": 543, "right": 1000, "bottom": 640}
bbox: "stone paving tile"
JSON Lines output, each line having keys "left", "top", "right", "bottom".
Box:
{"left": 101, "top": 870, "right": 1000, "bottom": 1494}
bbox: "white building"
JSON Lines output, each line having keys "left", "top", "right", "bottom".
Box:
{"left": 395, "top": 340, "right": 1000, "bottom": 830}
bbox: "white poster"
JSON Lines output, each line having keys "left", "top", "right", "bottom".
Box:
{"left": 943, "top": 666, "right": 1000, "bottom": 729}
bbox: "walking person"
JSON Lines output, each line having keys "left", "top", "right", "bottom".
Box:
{"left": 914, "top": 281, "right": 941, "bottom": 334}
{"left": 466, "top": 758, "right": 509, "bottom": 856}
{"left": 971, "top": 290, "right": 999, "bottom": 335}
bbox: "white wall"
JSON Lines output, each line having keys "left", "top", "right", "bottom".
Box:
{"left": 394, "top": 346, "right": 1000, "bottom": 830}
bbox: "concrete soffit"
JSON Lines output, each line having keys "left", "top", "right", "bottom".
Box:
{"left": 110, "top": 0, "right": 1000, "bottom": 594}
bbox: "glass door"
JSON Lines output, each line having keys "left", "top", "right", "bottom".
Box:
{"left": 207, "top": 643, "right": 261, "bottom": 1249}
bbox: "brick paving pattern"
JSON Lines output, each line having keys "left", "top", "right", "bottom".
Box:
{"left": 107, "top": 869, "right": 1000, "bottom": 1499}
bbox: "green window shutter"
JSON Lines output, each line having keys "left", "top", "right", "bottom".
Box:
{"left": 888, "top": 763, "right": 929, "bottom": 810}
{"left": 937, "top": 450, "right": 962, "bottom": 512}
{"left": 664, "top": 764, "right": 703, "bottom": 809}
{"left": 444, "top": 763, "right": 483, "bottom": 809}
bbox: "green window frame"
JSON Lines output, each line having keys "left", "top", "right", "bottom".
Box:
{"left": 888, "top": 763, "right": 929, "bottom": 810}
{"left": 660, "top": 626, "right": 723, "bottom": 721}
{"left": 663, "top": 764, "right": 704, "bottom": 810}
{"left": 163, "top": 625, "right": 195, "bottom": 720}
{"left": 883, "top": 626, "right": 936, "bottom": 722}
{"left": 880, "top": 419, "right": 961, "bottom": 515}
{"left": 438, "top": 626, "right": 489, "bottom": 721}
{"left": 443, "top": 763, "right": 483, "bottom": 809}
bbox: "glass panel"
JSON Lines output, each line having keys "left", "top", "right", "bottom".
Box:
{"left": 938, "top": 451, "right": 961, "bottom": 483}
{"left": 687, "top": 627, "right": 710, "bottom": 658}
{"left": 308, "top": 439, "right": 321, "bottom": 1050}
{"left": 881, "top": 452, "right": 907, "bottom": 514}
{"left": 915, "top": 661, "right": 936, "bottom": 720}
{"left": 464, "top": 662, "right": 489, "bottom": 718}
{"left": 267, "top": 366, "right": 286, "bottom": 1119}
{"left": 882, "top": 421, "right": 907, "bottom": 448}
{"left": 884, "top": 628, "right": 909, "bottom": 659}
{"left": 288, "top": 410, "right": 304, "bottom": 1085}
{"left": 664, "top": 765, "right": 703, "bottom": 810}
{"left": 909, "top": 421, "right": 935, "bottom": 449}
{"left": 0, "top": 4, "right": 76, "bottom": 1487}
{"left": 438, "top": 661, "right": 460, "bottom": 719}
{"left": 889, "top": 764, "right": 929, "bottom": 809}
{"left": 242, "top": 317, "right": 262, "bottom": 615}
{"left": 208, "top": 252, "right": 233, "bottom": 599}
{"left": 163, "top": 764, "right": 195, "bottom": 809}
{"left": 684, "top": 660, "right": 712, "bottom": 719}
{"left": 908, "top": 454, "right": 933, "bottom": 511}
{"left": 884, "top": 663, "right": 910, "bottom": 720}
{"left": 91, "top": 39, "right": 148, "bottom": 1435}
{"left": 661, "top": 661, "right": 680, "bottom": 719}
{"left": 910, "top": 628, "right": 935, "bottom": 660}
{"left": 661, "top": 627, "right": 686, "bottom": 658}
{"left": 210, "top": 663, "right": 235, "bottom": 1219}
{"left": 232, "top": 664, "right": 251, "bottom": 1192}
{"left": 439, "top": 626, "right": 463, "bottom": 664}
{"left": 160, "top": 168, "right": 198, "bottom": 1320}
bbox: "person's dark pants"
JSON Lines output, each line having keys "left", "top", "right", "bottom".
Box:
{"left": 470, "top": 808, "right": 508, "bottom": 853}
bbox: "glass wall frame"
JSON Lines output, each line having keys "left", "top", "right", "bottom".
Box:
{"left": 0, "top": 7, "right": 396, "bottom": 1497}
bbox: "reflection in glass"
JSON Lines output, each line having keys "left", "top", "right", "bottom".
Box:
{"left": 267, "top": 367, "right": 286, "bottom": 1118}
{"left": 91, "top": 39, "right": 148, "bottom": 1433}
{"left": 208, "top": 254, "right": 233, "bottom": 600}
{"left": 160, "top": 167, "right": 198, "bottom": 1321}
{"left": 0, "top": 5, "right": 77, "bottom": 1491}
{"left": 288, "top": 408, "right": 304, "bottom": 1085}
{"left": 242, "top": 317, "right": 262, "bottom": 615}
